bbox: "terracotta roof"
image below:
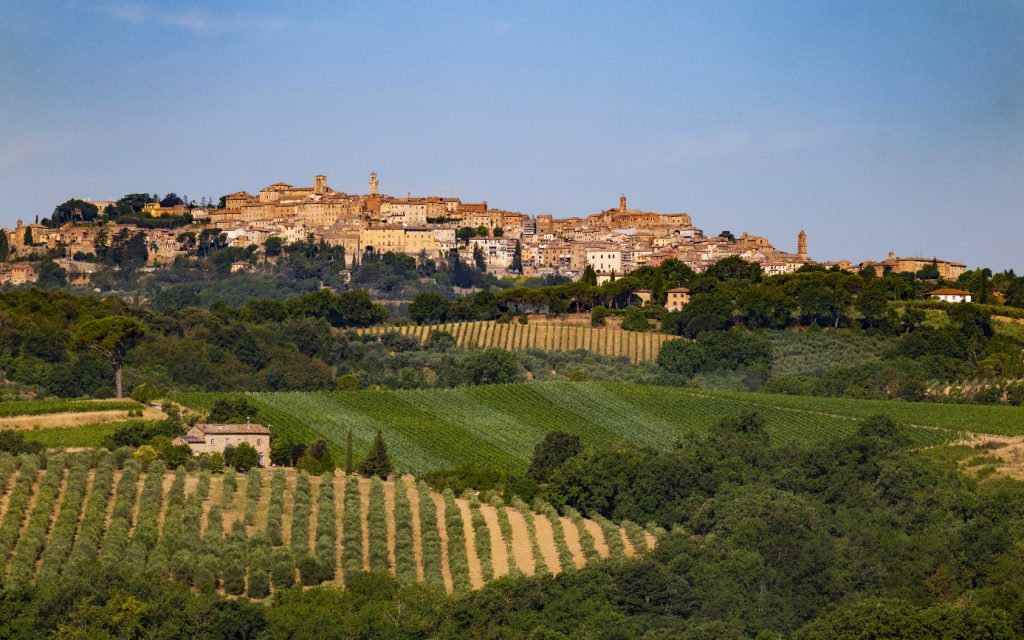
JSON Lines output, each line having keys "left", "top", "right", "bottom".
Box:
{"left": 667, "top": 287, "right": 691, "bottom": 293}
{"left": 926, "top": 288, "right": 971, "bottom": 296}
{"left": 193, "top": 423, "right": 270, "bottom": 435}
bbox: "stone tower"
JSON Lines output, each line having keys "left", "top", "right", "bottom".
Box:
{"left": 368, "top": 172, "right": 379, "bottom": 196}
{"left": 619, "top": 195, "right": 627, "bottom": 212}
{"left": 798, "top": 229, "right": 807, "bottom": 259}
{"left": 314, "top": 174, "right": 327, "bottom": 195}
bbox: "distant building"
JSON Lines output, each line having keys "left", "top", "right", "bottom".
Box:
{"left": 172, "top": 423, "right": 271, "bottom": 466}
{"left": 926, "top": 288, "right": 973, "bottom": 304}
{"left": 665, "top": 287, "right": 691, "bottom": 311}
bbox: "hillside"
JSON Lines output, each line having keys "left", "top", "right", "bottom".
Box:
{"left": 168, "top": 382, "right": 1024, "bottom": 475}
{"left": 0, "top": 453, "right": 651, "bottom": 596}
{"left": 361, "top": 318, "right": 675, "bottom": 363}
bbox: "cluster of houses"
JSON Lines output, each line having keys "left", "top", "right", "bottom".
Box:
{"left": 1, "top": 171, "right": 974, "bottom": 290}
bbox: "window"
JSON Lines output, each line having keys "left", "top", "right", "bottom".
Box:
{"left": 256, "top": 438, "right": 261, "bottom": 445}
{"left": 210, "top": 438, "right": 215, "bottom": 445}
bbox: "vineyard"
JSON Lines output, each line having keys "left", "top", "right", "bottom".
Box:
{"left": 169, "top": 382, "right": 1022, "bottom": 475}
{"left": 0, "top": 453, "right": 654, "bottom": 596}
{"left": 360, "top": 319, "right": 676, "bottom": 363}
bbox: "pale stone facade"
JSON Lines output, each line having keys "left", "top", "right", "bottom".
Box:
{"left": 172, "top": 423, "right": 271, "bottom": 466}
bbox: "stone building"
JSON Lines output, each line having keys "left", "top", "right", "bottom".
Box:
{"left": 172, "top": 423, "right": 271, "bottom": 466}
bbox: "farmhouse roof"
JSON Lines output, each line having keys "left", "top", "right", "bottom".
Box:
{"left": 193, "top": 423, "right": 270, "bottom": 435}
{"left": 926, "top": 288, "right": 971, "bottom": 296}
{"left": 666, "top": 287, "right": 691, "bottom": 293}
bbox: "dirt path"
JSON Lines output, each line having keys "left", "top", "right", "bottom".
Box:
{"left": 559, "top": 516, "right": 586, "bottom": 569}
{"left": 383, "top": 479, "right": 397, "bottom": 575}
{"left": 282, "top": 473, "right": 298, "bottom": 546}
{"left": 71, "top": 468, "right": 97, "bottom": 545}
{"left": 431, "top": 491, "right": 453, "bottom": 592}
{"left": 532, "top": 511, "right": 561, "bottom": 574}
{"left": 359, "top": 477, "right": 371, "bottom": 572}
{"left": 406, "top": 477, "right": 425, "bottom": 583}
{"left": 505, "top": 507, "right": 536, "bottom": 576}
{"left": 644, "top": 531, "right": 658, "bottom": 551}
{"left": 102, "top": 470, "right": 124, "bottom": 532}
{"left": 478, "top": 503, "right": 509, "bottom": 578}
{"left": 155, "top": 472, "right": 174, "bottom": 530}
{"left": 620, "top": 528, "right": 635, "bottom": 557}
{"left": 0, "top": 468, "right": 20, "bottom": 524}
{"left": 201, "top": 474, "right": 222, "bottom": 535}
{"left": 455, "top": 498, "right": 483, "bottom": 589}
{"left": 582, "top": 518, "right": 609, "bottom": 558}
{"left": 333, "top": 473, "right": 345, "bottom": 586}
{"left": 308, "top": 475, "right": 321, "bottom": 553}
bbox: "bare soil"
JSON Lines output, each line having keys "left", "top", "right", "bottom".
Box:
{"left": 479, "top": 504, "right": 509, "bottom": 578}
{"left": 531, "top": 510, "right": 562, "bottom": 574}
{"left": 559, "top": 516, "right": 586, "bottom": 569}
{"left": 455, "top": 498, "right": 483, "bottom": 589}
{"left": 431, "top": 491, "right": 453, "bottom": 592}
{"left": 505, "top": 507, "right": 536, "bottom": 576}
{"left": 957, "top": 434, "right": 1024, "bottom": 480}
{"left": 619, "top": 528, "right": 635, "bottom": 557}
{"left": 406, "top": 477, "right": 425, "bottom": 583}
{"left": 582, "top": 518, "right": 609, "bottom": 558}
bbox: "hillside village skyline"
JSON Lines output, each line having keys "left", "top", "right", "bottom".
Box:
{"left": 0, "top": 169, "right": 975, "bottom": 285}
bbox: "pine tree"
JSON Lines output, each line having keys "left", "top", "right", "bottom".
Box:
{"left": 358, "top": 431, "right": 392, "bottom": 479}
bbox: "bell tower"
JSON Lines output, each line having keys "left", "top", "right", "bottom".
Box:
{"left": 368, "top": 171, "right": 379, "bottom": 195}
{"left": 619, "top": 195, "right": 627, "bottom": 212}
{"left": 314, "top": 174, "right": 327, "bottom": 195}
{"left": 797, "top": 229, "right": 807, "bottom": 259}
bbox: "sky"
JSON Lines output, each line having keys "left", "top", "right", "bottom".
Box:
{"left": 1, "top": 1, "right": 1022, "bottom": 270}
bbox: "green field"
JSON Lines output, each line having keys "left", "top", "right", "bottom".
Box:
{"left": 0, "top": 398, "right": 140, "bottom": 418}
{"left": 171, "top": 382, "right": 1024, "bottom": 474}
{"left": 19, "top": 422, "right": 124, "bottom": 448}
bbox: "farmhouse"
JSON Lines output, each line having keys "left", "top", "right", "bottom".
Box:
{"left": 173, "top": 423, "right": 271, "bottom": 466}
{"left": 926, "top": 288, "right": 973, "bottom": 304}
{"left": 665, "top": 287, "right": 692, "bottom": 311}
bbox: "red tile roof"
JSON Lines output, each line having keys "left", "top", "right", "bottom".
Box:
{"left": 193, "top": 423, "right": 270, "bottom": 435}
{"left": 926, "top": 288, "right": 971, "bottom": 296}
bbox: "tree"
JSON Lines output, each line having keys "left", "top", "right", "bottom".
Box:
{"left": 264, "top": 236, "right": 284, "bottom": 257}
{"left": 50, "top": 198, "right": 99, "bottom": 225}
{"left": 581, "top": 265, "right": 598, "bottom": 286}
{"left": 460, "top": 348, "right": 524, "bottom": 385}
{"left": 133, "top": 445, "right": 159, "bottom": 466}
{"left": 719, "top": 230, "right": 736, "bottom": 242}
{"left": 527, "top": 431, "right": 582, "bottom": 483}
{"left": 456, "top": 227, "right": 474, "bottom": 244}
{"left": 72, "top": 316, "right": 146, "bottom": 398}
{"left": 207, "top": 396, "right": 260, "bottom": 423}
{"left": 358, "top": 431, "right": 392, "bottom": 479}
{"left": 0, "top": 231, "right": 8, "bottom": 261}
{"left": 160, "top": 193, "right": 184, "bottom": 207}
{"left": 472, "top": 244, "right": 487, "bottom": 271}
{"left": 510, "top": 240, "right": 523, "bottom": 274}
{"left": 231, "top": 443, "right": 260, "bottom": 471}
{"left": 409, "top": 293, "right": 450, "bottom": 324}
{"left": 23, "top": 227, "right": 32, "bottom": 245}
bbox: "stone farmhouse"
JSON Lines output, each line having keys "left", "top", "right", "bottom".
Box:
{"left": 172, "top": 423, "right": 271, "bottom": 466}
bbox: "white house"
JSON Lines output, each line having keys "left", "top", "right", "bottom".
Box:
{"left": 926, "top": 288, "right": 972, "bottom": 303}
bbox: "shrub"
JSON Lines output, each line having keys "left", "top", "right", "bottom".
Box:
{"left": 417, "top": 481, "right": 444, "bottom": 585}
{"left": 511, "top": 496, "right": 549, "bottom": 576}
{"left": 468, "top": 494, "right": 493, "bottom": 582}
{"left": 393, "top": 477, "right": 417, "bottom": 583}
{"left": 443, "top": 489, "right": 471, "bottom": 591}
{"left": 271, "top": 547, "right": 296, "bottom": 589}
{"left": 342, "top": 476, "right": 363, "bottom": 583}
{"left": 593, "top": 513, "right": 625, "bottom": 558}
{"left": 368, "top": 477, "right": 389, "bottom": 574}
{"left": 564, "top": 506, "right": 600, "bottom": 563}
{"left": 290, "top": 472, "right": 312, "bottom": 555}
{"left": 194, "top": 554, "right": 220, "bottom": 593}
{"left": 244, "top": 468, "right": 262, "bottom": 526}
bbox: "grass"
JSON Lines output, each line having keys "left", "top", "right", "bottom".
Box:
{"left": 168, "top": 382, "right": 1022, "bottom": 475}
{"left": 19, "top": 422, "right": 124, "bottom": 447}
{"left": 0, "top": 399, "right": 140, "bottom": 418}
{"left": 764, "top": 329, "right": 891, "bottom": 377}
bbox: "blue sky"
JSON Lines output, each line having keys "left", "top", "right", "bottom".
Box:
{"left": 1, "top": 1, "right": 1022, "bottom": 269}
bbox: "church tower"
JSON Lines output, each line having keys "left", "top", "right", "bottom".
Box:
{"left": 314, "top": 174, "right": 327, "bottom": 195}
{"left": 798, "top": 229, "right": 807, "bottom": 259}
{"left": 619, "top": 195, "right": 627, "bottom": 212}
{"left": 368, "top": 171, "right": 379, "bottom": 195}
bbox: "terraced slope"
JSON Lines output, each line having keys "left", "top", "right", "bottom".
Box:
{"left": 361, "top": 320, "right": 675, "bottom": 363}
{"left": 0, "top": 453, "right": 648, "bottom": 597}
{"left": 172, "top": 382, "right": 1000, "bottom": 474}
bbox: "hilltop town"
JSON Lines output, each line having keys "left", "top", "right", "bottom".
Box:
{"left": 0, "top": 172, "right": 966, "bottom": 287}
